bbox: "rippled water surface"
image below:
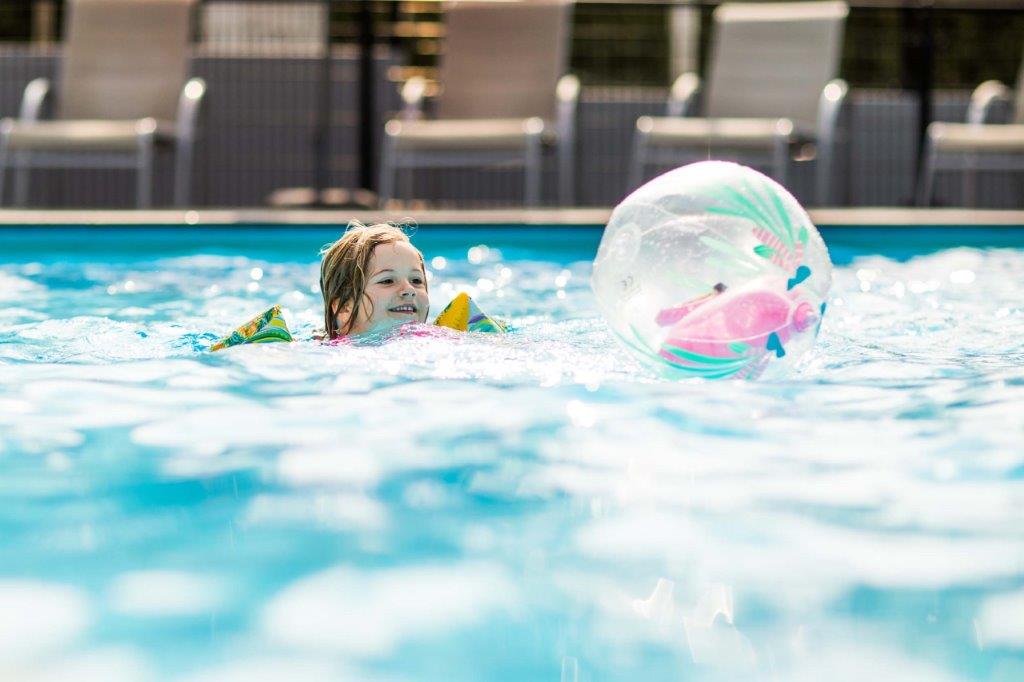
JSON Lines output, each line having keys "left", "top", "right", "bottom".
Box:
{"left": 1, "top": 226, "right": 1023, "bottom": 681}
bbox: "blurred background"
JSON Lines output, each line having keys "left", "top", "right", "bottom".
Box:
{"left": 0, "top": 0, "right": 1020, "bottom": 210}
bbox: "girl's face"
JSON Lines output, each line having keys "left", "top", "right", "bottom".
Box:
{"left": 336, "top": 240, "right": 428, "bottom": 336}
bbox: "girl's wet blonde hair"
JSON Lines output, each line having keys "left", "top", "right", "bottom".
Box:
{"left": 319, "top": 222, "right": 426, "bottom": 339}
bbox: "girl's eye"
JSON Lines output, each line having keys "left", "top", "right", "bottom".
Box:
{"left": 378, "top": 278, "right": 393, "bottom": 285}
{"left": 412, "top": 278, "right": 424, "bottom": 285}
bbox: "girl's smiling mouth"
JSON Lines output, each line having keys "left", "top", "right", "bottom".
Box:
{"left": 388, "top": 304, "right": 418, "bottom": 315}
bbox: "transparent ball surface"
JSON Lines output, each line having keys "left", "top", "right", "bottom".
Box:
{"left": 592, "top": 161, "right": 832, "bottom": 379}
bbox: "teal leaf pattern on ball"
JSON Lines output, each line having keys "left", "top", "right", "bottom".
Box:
{"left": 704, "top": 175, "right": 808, "bottom": 275}
{"left": 787, "top": 265, "right": 812, "bottom": 290}
{"left": 619, "top": 325, "right": 758, "bottom": 380}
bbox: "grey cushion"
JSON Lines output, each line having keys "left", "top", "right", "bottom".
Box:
{"left": 928, "top": 123, "right": 1024, "bottom": 153}
{"left": 1, "top": 118, "right": 177, "bottom": 151}
{"left": 639, "top": 116, "right": 799, "bottom": 149}
{"left": 385, "top": 118, "right": 549, "bottom": 151}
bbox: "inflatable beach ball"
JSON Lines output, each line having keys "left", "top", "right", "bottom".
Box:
{"left": 592, "top": 161, "right": 831, "bottom": 380}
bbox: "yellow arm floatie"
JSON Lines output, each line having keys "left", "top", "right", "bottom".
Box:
{"left": 210, "top": 305, "right": 293, "bottom": 351}
{"left": 211, "top": 293, "right": 503, "bottom": 352}
{"left": 433, "top": 292, "right": 506, "bottom": 333}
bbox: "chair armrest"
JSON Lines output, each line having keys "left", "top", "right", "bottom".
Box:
{"left": 176, "top": 77, "right": 207, "bottom": 144}
{"left": 667, "top": 72, "right": 700, "bottom": 117}
{"left": 557, "top": 73, "right": 580, "bottom": 106}
{"left": 556, "top": 74, "right": 580, "bottom": 138}
{"left": 19, "top": 77, "right": 52, "bottom": 121}
{"left": 555, "top": 74, "right": 580, "bottom": 206}
{"left": 816, "top": 78, "right": 849, "bottom": 206}
{"left": 173, "top": 78, "right": 207, "bottom": 207}
{"left": 401, "top": 76, "right": 428, "bottom": 121}
{"left": 817, "top": 78, "right": 848, "bottom": 142}
{"left": 967, "top": 80, "right": 1012, "bottom": 125}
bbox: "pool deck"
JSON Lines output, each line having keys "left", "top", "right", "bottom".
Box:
{"left": 0, "top": 207, "right": 1022, "bottom": 227}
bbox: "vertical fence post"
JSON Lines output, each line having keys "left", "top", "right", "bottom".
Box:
{"left": 904, "top": 0, "right": 935, "bottom": 206}
{"left": 357, "top": 0, "right": 376, "bottom": 192}
{"left": 313, "top": 0, "right": 332, "bottom": 205}
{"left": 32, "top": 0, "right": 57, "bottom": 44}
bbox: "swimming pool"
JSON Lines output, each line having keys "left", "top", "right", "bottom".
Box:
{"left": 1, "top": 223, "right": 1022, "bottom": 681}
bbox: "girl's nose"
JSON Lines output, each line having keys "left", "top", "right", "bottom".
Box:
{"left": 400, "top": 285, "right": 416, "bottom": 297}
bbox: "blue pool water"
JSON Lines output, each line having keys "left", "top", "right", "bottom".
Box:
{"left": 0, "top": 225, "right": 1023, "bottom": 681}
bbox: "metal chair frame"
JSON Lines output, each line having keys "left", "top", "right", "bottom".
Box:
{"left": 631, "top": 1, "right": 849, "bottom": 206}
{"left": 0, "top": 77, "right": 206, "bottom": 208}
{"left": 380, "top": 75, "right": 579, "bottom": 207}
{"left": 0, "top": 0, "right": 206, "bottom": 208}
{"left": 918, "top": 79, "right": 1024, "bottom": 207}
{"left": 379, "top": 0, "right": 577, "bottom": 208}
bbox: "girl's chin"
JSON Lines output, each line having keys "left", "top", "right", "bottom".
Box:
{"left": 358, "top": 317, "right": 425, "bottom": 334}
{"left": 346, "top": 319, "right": 440, "bottom": 344}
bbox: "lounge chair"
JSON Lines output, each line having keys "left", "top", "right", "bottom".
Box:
{"left": 379, "top": 0, "right": 579, "bottom": 207}
{"left": 0, "top": 0, "right": 206, "bottom": 208}
{"left": 918, "top": 51, "right": 1024, "bottom": 207}
{"left": 631, "top": 1, "right": 849, "bottom": 206}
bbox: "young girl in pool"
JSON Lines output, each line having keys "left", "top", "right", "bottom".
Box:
{"left": 210, "top": 222, "right": 503, "bottom": 351}
{"left": 319, "top": 222, "right": 430, "bottom": 339}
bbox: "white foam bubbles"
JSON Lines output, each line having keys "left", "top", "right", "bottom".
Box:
{"left": 130, "top": 404, "right": 338, "bottom": 456}
{"left": 275, "top": 449, "right": 380, "bottom": 489}
{"left": 178, "top": 657, "right": 346, "bottom": 682}
{"left": 0, "top": 580, "right": 90, "bottom": 663}
{"left": 108, "top": 571, "right": 226, "bottom": 617}
{"left": 0, "top": 272, "right": 44, "bottom": 301}
{"left": 261, "top": 562, "right": 517, "bottom": 656}
{"left": 1, "top": 646, "right": 153, "bottom": 682}
{"left": 242, "top": 492, "right": 386, "bottom": 532}
{"left": 976, "top": 589, "right": 1024, "bottom": 648}
{"left": 780, "top": 639, "right": 965, "bottom": 682}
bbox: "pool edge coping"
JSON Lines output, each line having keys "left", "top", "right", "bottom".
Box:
{"left": 0, "top": 207, "right": 1022, "bottom": 227}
